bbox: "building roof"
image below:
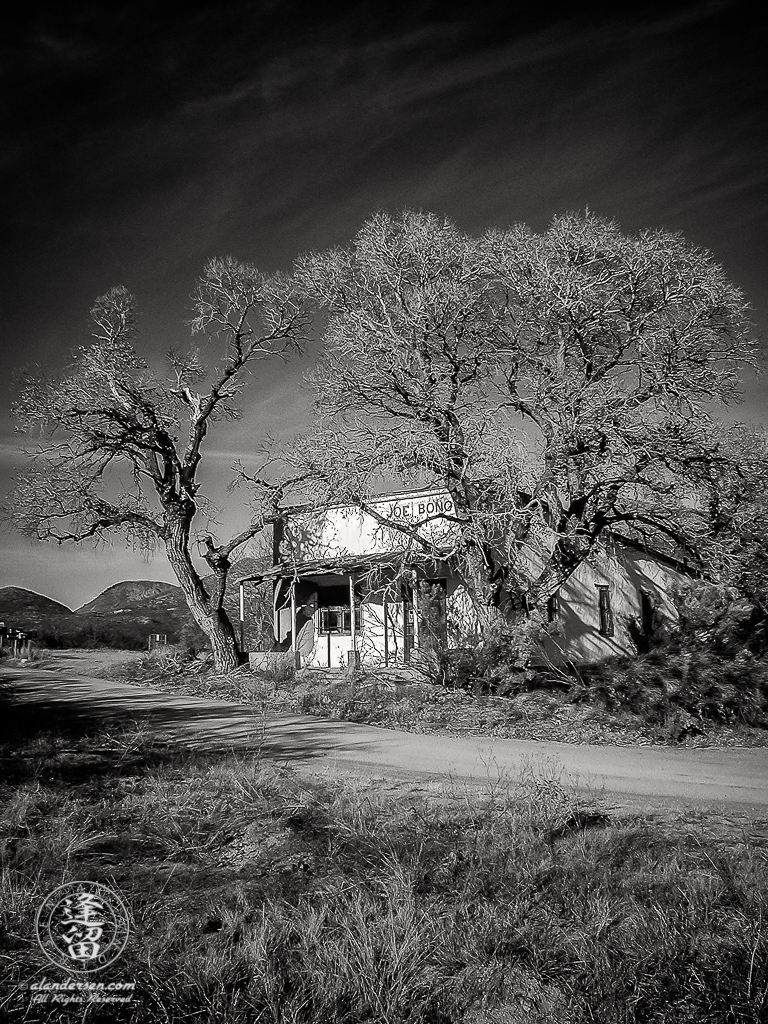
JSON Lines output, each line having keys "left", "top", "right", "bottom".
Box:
{"left": 239, "top": 550, "right": 452, "bottom": 585}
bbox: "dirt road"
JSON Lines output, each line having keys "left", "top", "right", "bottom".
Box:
{"left": 2, "top": 657, "right": 767, "bottom": 814}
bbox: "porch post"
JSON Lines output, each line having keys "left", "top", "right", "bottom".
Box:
{"left": 272, "top": 579, "right": 281, "bottom": 650}
{"left": 412, "top": 573, "right": 420, "bottom": 651}
{"left": 349, "top": 574, "right": 357, "bottom": 667}
{"left": 238, "top": 581, "right": 245, "bottom": 653}
{"left": 290, "top": 582, "right": 297, "bottom": 654}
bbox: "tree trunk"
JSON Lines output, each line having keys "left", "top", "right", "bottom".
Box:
{"left": 202, "top": 610, "right": 241, "bottom": 673}
{"left": 459, "top": 543, "right": 556, "bottom": 670}
{"left": 164, "top": 514, "right": 240, "bottom": 673}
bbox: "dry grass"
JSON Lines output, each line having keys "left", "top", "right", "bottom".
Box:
{"left": 1, "top": 676, "right": 767, "bottom": 1023}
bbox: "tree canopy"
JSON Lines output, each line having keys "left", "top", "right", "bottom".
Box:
{"left": 294, "top": 210, "right": 756, "bottom": 639}
{"left": 9, "top": 210, "right": 761, "bottom": 668}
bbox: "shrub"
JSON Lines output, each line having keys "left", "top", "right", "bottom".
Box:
{"left": 250, "top": 653, "right": 298, "bottom": 686}
{"left": 456, "top": 580, "right": 768, "bottom": 736}
{"left": 141, "top": 643, "right": 189, "bottom": 674}
{"left": 424, "top": 613, "right": 558, "bottom": 698}
{"left": 572, "top": 646, "right": 768, "bottom": 737}
{"left": 671, "top": 580, "right": 765, "bottom": 657}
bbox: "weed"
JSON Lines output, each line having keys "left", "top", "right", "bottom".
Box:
{"left": 1, "top": 710, "right": 766, "bottom": 1022}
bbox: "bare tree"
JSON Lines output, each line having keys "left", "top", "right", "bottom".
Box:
{"left": 10, "top": 258, "right": 310, "bottom": 671}
{"left": 294, "top": 210, "right": 756, "bottom": 657}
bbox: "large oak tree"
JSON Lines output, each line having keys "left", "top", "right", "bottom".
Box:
{"left": 294, "top": 210, "right": 756, "bottom": 656}
{"left": 11, "top": 258, "right": 309, "bottom": 671}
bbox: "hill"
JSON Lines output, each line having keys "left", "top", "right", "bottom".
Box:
{"left": 0, "top": 581, "right": 192, "bottom": 651}
{"left": 1, "top": 560, "right": 269, "bottom": 652}
{"left": 76, "top": 581, "right": 189, "bottom": 619}
{"left": 70, "top": 580, "right": 197, "bottom": 649}
{"left": 0, "top": 587, "right": 73, "bottom": 627}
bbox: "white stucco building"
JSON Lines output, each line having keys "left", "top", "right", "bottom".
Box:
{"left": 238, "top": 488, "right": 688, "bottom": 669}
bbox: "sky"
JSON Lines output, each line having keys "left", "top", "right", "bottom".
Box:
{"left": 1, "top": 0, "right": 766, "bottom": 608}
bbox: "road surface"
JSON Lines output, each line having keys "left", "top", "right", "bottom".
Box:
{"left": 2, "top": 656, "right": 767, "bottom": 814}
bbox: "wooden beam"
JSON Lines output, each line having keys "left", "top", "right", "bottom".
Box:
{"left": 290, "top": 583, "right": 297, "bottom": 653}
{"left": 383, "top": 596, "right": 389, "bottom": 667}
{"left": 272, "top": 580, "right": 281, "bottom": 649}
{"left": 412, "top": 575, "right": 420, "bottom": 651}
{"left": 349, "top": 574, "right": 357, "bottom": 666}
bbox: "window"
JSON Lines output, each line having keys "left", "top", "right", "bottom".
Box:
{"left": 640, "top": 590, "right": 654, "bottom": 637}
{"left": 316, "top": 584, "right": 362, "bottom": 635}
{"left": 596, "top": 586, "right": 614, "bottom": 637}
{"left": 317, "top": 605, "right": 362, "bottom": 634}
{"left": 636, "top": 589, "right": 655, "bottom": 652}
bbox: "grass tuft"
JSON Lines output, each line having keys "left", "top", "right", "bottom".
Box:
{"left": 4, "top": 663, "right": 766, "bottom": 1021}
{"left": 1, "top": 681, "right": 767, "bottom": 1022}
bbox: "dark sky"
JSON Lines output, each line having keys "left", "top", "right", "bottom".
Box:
{"left": 1, "top": 0, "right": 766, "bottom": 606}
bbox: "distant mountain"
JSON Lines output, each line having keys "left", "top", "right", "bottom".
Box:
{"left": 72, "top": 580, "right": 195, "bottom": 646}
{"left": 0, "top": 587, "right": 73, "bottom": 627}
{"left": 78, "top": 564, "right": 267, "bottom": 623}
{"left": 75, "top": 581, "right": 188, "bottom": 619}
{"left": 1, "top": 562, "right": 269, "bottom": 651}
{"left": 0, "top": 582, "right": 191, "bottom": 650}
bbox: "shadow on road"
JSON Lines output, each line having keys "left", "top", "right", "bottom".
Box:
{"left": 3, "top": 663, "right": 768, "bottom": 815}
{"left": 0, "top": 668, "right": 365, "bottom": 778}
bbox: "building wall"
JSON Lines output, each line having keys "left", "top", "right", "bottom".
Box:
{"left": 544, "top": 542, "right": 685, "bottom": 665}
{"left": 282, "top": 490, "right": 457, "bottom": 563}
{"left": 354, "top": 586, "right": 408, "bottom": 667}
{"left": 259, "top": 490, "right": 686, "bottom": 666}
{"left": 272, "top": 577, "right": 414, "bottom": 669}
{"left": 274, "top": 580, "right": 317, "bottom": 660}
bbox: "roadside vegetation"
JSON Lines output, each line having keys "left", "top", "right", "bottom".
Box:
{"left": 10, "top": 573, "right": 768, "bottom": 748}
{"left": 106, "top": 638, "right": 768, "bottom": 749}
{"left": 1, "top": 675, "right": 767, "bottom": 1023}
{"left": 97, "top": 576, "right": 768, "bottom": 749}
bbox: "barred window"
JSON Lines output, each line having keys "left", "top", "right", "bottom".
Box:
{"left": 317, "top": 605, "right": 362, "bottom": 634}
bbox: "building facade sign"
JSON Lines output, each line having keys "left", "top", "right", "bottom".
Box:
{"left": 385, "top": 496, "right": 454, "bottom": 520}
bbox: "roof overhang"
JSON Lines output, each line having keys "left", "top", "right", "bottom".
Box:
{"left": 239, "top": 550, "right": 453, "bottom": 585}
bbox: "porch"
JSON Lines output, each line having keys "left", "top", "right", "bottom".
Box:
{"left": 238, "top": 554, "right": 451, "bottom": 670}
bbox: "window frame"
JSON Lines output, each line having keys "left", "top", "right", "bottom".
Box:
{"left": 596, "top": 585, "right": 614, "bottom": 637}
{"left": 316, "top": 604, "right": 362, "bottom": 636}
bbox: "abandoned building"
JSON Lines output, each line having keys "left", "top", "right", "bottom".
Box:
{"left": 238, "top": 488, "right": 688, "bottom": 669}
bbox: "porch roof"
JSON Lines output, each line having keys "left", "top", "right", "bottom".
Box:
{"left": 239, "top": 550, "right": 452, "bottom": 585}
